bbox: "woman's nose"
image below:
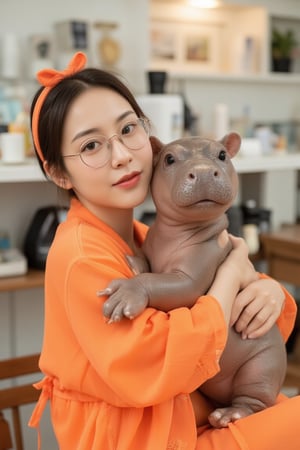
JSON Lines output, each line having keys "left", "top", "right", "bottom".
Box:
{"left": 110, "top": 138, "right": 132, "bottom": 167}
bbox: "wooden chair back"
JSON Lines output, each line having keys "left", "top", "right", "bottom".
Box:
{"left": 0, "top": 354, "right": 40, "bottom": 450}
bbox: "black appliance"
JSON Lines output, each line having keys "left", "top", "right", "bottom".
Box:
{"left": 23, "top": 206, "right": 68, "bottom": 269}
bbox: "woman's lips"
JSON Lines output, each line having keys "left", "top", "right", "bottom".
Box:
{"left": 113, "top": 171, "right": 141, "bottom": 188}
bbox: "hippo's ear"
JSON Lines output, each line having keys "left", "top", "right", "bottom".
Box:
{"left": 220, "top": 132, "right": 241, "bottom": 159}
{"left": 150, "top": 135, "right": 164, "bottom": 166}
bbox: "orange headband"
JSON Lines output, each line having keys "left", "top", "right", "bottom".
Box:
{"left": 32, "top": 51, "right": 87, "bottom": 163}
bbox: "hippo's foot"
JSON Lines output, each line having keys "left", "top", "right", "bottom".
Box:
{"left": 208, "top": 405, "right": 254, "bottom": 428}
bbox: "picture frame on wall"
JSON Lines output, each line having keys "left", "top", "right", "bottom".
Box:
{"left": 184, "top": 34, "right": 210, "bottom": 63}
{"left": 150, "top": 19, "right": 223, "bottom": 74}
{"left": 150, "top": 24, "right": 178, "bottom": 63}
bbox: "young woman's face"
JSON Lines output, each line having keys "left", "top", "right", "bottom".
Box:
{"left": 59, "top": 87, "right": 153, "bottom": 220}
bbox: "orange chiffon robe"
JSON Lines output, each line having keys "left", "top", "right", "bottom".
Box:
{"left": 29, "top": 198, "right": 300, "bottom": 450}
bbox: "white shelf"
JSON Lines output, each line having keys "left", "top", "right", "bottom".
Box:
{"left": 1, "top": 152, "right": 300, "bottom": 183}
{"left": 233, "top": 152, "right": 300, "bottom": 174}
{"left": 169, "top": 72, "right": 300, "bottom": 85}
{"left": 0, "top": 158, "right": 45, "bottom": 183}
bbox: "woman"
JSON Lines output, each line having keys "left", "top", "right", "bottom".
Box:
{"left": 29, "top": 52, "right": 299, "bottom": 450}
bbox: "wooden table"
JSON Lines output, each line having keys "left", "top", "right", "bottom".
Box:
{"left": 0, "top": 269, "right": 44, "bottom": 293}
{"left": 261, "top": 224, "right": 300, "bottom": 392}
{"left": 260, "top": 224, "right": 300, "bottom": 287}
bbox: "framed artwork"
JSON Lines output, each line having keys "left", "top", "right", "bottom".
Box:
{"left": 150, "top": 25, "right": 177, "bottom": 62}
{"left": 150, "top": 20, "right": 223, "bottom": 73}
{"left": 184, "top": 34, "right": 210, "bottom": 62}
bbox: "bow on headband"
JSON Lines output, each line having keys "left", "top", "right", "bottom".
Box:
{"left": 32, "top": 51, "right": 87, "bottom": 163}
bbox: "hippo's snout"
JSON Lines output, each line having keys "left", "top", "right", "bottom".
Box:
{"left": 188, "top": 165, "right": 220, "bottom": 181}
{"left": 173, "top": 162, "right": 235, "bottom": 207}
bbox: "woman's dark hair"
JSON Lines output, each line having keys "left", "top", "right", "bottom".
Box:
{"left": 30, "top": 68, "right": 147, "bottom": 180}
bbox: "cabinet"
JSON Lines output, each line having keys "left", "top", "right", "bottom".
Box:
{"left": 0, "top": 268, "right": 45, "bottom": 359}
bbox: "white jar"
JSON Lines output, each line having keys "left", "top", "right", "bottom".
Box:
{"left": 0, "top": 132, "right": 25, "bottom": 164}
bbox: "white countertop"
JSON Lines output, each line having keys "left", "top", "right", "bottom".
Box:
{"left": 233, "top": 151, "right": 300, "bottom": 173}
{"left": 1, "top": 152, "right": 300, "bottom": 183}
{"left": 0, "top": 158, "right": 45, "bottom": 182}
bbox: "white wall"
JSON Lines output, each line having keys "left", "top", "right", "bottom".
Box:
{"left": 177, "top": 78, "right": 300, "bottom": 137}
{"left": 0, "top": 0, "right": 149, "bottom": 94}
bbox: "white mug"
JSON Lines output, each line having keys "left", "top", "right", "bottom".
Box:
{"left": 254, "top": 126, "right": 275, "bottom": 155}
{"left": 1, "top": 132, "right": 25, "bottom": 163}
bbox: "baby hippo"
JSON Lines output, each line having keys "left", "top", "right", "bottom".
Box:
{"left": 99, "top": 133, "right": 287, "bottom": 428}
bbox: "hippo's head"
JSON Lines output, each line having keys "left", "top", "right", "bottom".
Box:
{"left": 150, "top": 132, "right": 241, "bottom": 223}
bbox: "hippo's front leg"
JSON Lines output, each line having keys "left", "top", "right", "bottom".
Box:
{"left": 125, "top": 254, "right": 150, "bottom": 275}
{"left": 97, "top": 254, "right": 150, "bottom": 323}
{"left": 98, "top": 277, "right": 150, "bottom": 323}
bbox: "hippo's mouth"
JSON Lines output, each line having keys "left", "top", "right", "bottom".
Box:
{"left": 189, "top": 199, "right": 223, "bottom": 207}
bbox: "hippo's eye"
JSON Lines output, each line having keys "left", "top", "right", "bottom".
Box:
{"left": 218, "top": 150, "right": 226, "bottom": 161}
{"left": 164, "top": 153, "right": 176, "bottom": 165}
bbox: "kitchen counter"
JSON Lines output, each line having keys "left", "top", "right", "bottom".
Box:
{"left": 1, "top": 152, "right": 300, "bottom": 182}
{"left": 233, "top": 151, "right": 300, "bottom": 173}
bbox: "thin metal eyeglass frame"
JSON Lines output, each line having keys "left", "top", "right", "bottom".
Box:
{"left": 63, "top": 117, "right": 150, "bottom": 169}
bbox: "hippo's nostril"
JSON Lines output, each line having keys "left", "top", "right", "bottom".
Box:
{"left": 214, "top": 170, "right": 219, "bottom": 177}
{"left": 189, "top": 173, "right": 196, "bottom": 180}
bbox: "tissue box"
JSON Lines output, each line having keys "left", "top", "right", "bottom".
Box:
{"left": 0, "top": 249, "right": 27, "bottom": 277}
{"left": 239, "top": 138, "right": 262, "bottom": 157}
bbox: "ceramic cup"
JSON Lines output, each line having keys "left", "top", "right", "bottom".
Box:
{"left": 0, "top": 132, "right": 25, "bottom": 164}
{"left": 254, "top": 126, "right": 276, "bottom": 155}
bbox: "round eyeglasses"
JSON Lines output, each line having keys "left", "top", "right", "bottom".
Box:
{"left": 63, "top": 117, "right": 150, "bottom": 169}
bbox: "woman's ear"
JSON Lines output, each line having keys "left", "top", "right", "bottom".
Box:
{"left": 43, "top": 160, "right": 73, "bottom": 190}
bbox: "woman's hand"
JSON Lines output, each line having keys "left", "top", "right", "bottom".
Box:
{"left": 230, "top": 278, "right": 285, "bottom": 339}
{"left": 221, "top": 235, "right": 259, "bottom": 290}
{"left": 208, "top": 235, "right": 258, "bottom": 324}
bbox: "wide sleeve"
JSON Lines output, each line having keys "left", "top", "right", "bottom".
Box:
{"left": 259, "top": 272, "right": 297, "bottom": 342}
{"left": 64, "top": 257, "right": 228, "bottom": 408}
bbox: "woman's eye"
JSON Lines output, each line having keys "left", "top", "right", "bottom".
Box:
{"left": 82, "top": 139, "right": 103, "bottom": 153}
{"left": 218, "top": 150, "right": 226, "bottom": 161}
{"left": 165, "top": 153, "right": 175, "bottom": 165}
{"left": 122, "top": 122, "right": 137, "bottom": 136}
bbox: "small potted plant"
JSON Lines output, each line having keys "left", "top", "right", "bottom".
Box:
{"left": 271, "top": 28, "right": 298, "bottom": 72}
